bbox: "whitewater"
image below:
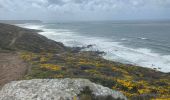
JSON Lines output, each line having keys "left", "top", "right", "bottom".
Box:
{"left": 17, "top": 22, "right": 170, "bottom": 73}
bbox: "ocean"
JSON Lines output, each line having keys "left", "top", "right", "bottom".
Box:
{"left": 17, "top": 21, "right": 170, "bottom": 73}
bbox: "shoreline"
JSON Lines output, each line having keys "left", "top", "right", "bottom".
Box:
{"left": 17, "top": 23, "right": 170, "bottom": 73}
{"left": 0, "top": 23, "right": 170, "bottom": 99}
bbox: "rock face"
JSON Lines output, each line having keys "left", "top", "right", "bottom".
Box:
{"left": 0, "top": 79, "right": 127, "bottom": 100}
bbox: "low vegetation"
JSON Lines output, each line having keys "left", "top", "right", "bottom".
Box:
{"left": 1, "top": 23, "right": 169, "bottom": 100}
{"left": 20, "top": 51, "right": 170, "bottom": 100}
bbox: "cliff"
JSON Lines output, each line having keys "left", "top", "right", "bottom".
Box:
{"left": 0, "top": 23, "right": 67, "bottom": 53}
{"left": 0, "top": 23, "right": 169, "bottom": 100}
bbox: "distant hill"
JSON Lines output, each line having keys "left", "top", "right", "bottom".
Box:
{"left": 0, "top": 20, "right": 42, "bottom": 24}
{"left": 0, "top": 23, "right": 67, "bottom": 53}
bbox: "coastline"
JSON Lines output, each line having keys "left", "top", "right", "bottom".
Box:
{"left": 0, "top": 23, "right": 170, "bottom": 99}
{"left": 17, "top": 23, "right": 170, "bottom": 73}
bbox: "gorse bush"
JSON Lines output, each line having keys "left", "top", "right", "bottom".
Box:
{"left": 40, "top": 64, "right": 61, "bottom": 71}
{"left": 20, "top": 52, "right": 170, "bottom": 99}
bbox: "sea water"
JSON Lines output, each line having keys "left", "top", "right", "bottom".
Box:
{"left": 17, "top": 21, "right": 170, "bottom": 73}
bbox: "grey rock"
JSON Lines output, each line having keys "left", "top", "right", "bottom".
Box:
{"left": 0, "top": 78, "right": 127, "bottom": 100}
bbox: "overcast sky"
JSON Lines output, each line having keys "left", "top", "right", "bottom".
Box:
{"left": 0, "top": 0, "right": 170, "bottom": 21}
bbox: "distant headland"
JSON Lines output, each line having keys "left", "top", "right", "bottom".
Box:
{"left": 0, "top": 20, "right": 42, "bottom": 24}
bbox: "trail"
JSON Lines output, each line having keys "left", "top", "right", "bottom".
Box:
{"left": 0, "top": 52, "right": 28, "bottom": 88}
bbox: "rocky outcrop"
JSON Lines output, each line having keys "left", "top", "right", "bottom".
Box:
{"left": 0, "top": 79, "right": 127, "bottom": 100}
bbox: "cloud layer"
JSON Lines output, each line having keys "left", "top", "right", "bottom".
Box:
{"left": 0, "top": 0, "right": 170, "bottom": 20}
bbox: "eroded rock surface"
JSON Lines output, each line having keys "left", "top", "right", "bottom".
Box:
{"left": 0, "top": 79, "right": 127, "bottom": 100}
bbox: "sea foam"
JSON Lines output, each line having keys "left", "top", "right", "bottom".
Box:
{"left": 18, "top": 23, "right": 170, "bottom": 73}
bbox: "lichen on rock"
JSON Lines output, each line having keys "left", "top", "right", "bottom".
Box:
{"left": 0, "top": 78, "right": 127, "bottom": 100}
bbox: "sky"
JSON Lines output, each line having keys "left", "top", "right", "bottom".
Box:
{"left": 0, "top": 0, "right": 170, "bottom": 21}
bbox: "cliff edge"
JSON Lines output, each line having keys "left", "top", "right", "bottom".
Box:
{"left": 0, "top": 23, "right": 66, "bottom": 53}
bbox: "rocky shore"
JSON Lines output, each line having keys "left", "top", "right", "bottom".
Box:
{"left": 0, "top": 23, "right": 169, "bottom": 100}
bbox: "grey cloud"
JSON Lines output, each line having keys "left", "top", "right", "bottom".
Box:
{"left": 48, "top": 0, "right": 65, "bottom": 6}
{"left": 0, "top": 0, "right": 170, "bottom": 20}
{"left": 73, "top": 0, "right": 86, "bottom": 4}
{"left": 0, "top": 4, "right": 3, "bottom": 8}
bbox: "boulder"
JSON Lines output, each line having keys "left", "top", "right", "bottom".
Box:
{"left": 0, "top": 78, "right": 127, "bottom": 100}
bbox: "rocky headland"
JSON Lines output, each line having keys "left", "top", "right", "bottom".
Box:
{"left": 0, "top": 23, "right": 169, "bottom": 100}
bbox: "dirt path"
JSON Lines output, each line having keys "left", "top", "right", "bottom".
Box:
{"left": 0, "top": 52, "right": 28, "bottom": 88}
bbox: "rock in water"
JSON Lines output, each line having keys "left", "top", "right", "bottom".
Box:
{"left": 0, "top": 79, "right": 127, "bottom": 100}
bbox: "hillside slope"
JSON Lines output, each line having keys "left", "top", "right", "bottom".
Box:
{"left": 0, "top": 23, "right": 67, "bottom": 53}
{"left": 0, "top": 23, "right": 169, "bottom": 100}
